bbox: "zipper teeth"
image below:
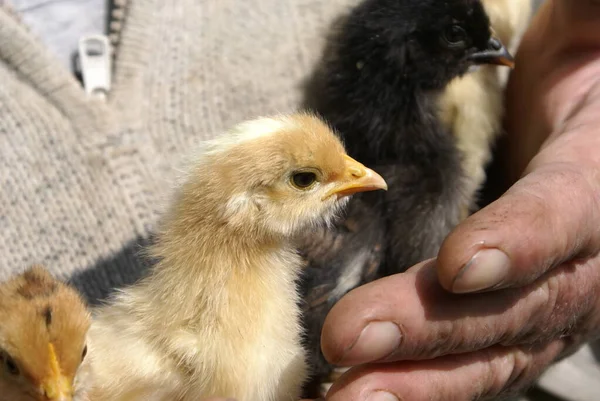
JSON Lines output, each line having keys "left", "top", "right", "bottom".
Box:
{"left": 106, "top": 0, "right": 130, "bottom": 64}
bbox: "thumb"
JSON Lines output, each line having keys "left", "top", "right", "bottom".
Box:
{"left": 438, "top": 57, "right": 600, "bottom": 294}
{"left": 437, "top": 161, "right": 600, "bottom": 294}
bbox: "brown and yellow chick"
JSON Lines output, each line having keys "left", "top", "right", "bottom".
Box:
{"left": 439, "top": 0, "right": 533, "bottom": 216}
{"left": 0, "top": 265, "right": 91, "bottom": 401}
{"left": 87, "top": 113, "right": 387, "bottom": 401}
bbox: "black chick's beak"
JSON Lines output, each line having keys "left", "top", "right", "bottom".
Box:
{"left": 469, "top": 37, "right": 515, "bottom": 69}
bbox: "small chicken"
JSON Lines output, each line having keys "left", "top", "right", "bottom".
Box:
{"left": 439, "top": 0, "right": 533, "bottom": 215}
{"left": 86, "top": 113, "right": 387, "bottom": 401}
{"left": 299, "top": 0, "right": 516, "bottom": 396}
{"left": 0, "top": 265, "right": 92, "bottom": 401}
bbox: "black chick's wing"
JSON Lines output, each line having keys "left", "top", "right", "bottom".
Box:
{"left": 296, "top": 193, "right": 386, "bottom": 398}
{"left": 296, "top": 158, "right": 467, "bottom": 399}
{"left": 379, "top": 150, "right": 467, "bottom": 277}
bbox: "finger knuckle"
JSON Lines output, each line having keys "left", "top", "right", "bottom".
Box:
{"left": 525, "top": 163, "right": 594, "bottom": 210}
{"left": 504, "top": 349, "right": 534, "bottom": 394}
{"left": 479, "top": 347, "right": 535, "bottom": 400}
{"left": 528, "top": 277, "right": 560, "bottom": 339}
{"left": 501, "top": 347, "right": 540, "bottom": 397}
{"left": 522, "top": 260, "right": 599, "bottom": 342}
{"left": 502, "top": 275, "right": 559, "bottom": 346}
{"left": 533, "top": 165, "right": 600, "bottom": 248}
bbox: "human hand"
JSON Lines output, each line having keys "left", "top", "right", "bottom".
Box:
{"left": 315, "top": 1, "right": 600, "bottom": 400}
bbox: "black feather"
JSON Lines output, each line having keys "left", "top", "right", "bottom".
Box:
{"left": 297, "top": 196, "right": 385, "bottom": 387}
{"left": 297, "top": 0, "right": 497, "bottom": 395}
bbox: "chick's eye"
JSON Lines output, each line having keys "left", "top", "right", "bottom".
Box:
{"left": 443, "top": 24, "right": 467, "bottom": 47}
{"left": 0, "top": 352, "right": 19, "bottom": 376}
{"left": 82, "top": 345, "right": 88, "bottom": 361}
{"left": 291, "top": 172, "right": 317, "bottom": 189}
{"left": 5, "top": 358, "right": 19, "bottom": 375}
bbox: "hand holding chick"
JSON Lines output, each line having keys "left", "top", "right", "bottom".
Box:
{"left": 0, "top": 265, "right": 91, "bottom": 401}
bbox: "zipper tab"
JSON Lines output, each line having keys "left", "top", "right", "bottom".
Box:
{"left": 78, "top": 35, "right": 112, "bottom": 100}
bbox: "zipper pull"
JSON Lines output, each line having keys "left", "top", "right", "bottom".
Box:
{"left": 78, "top": 35, "right": 112, "bottom": 100}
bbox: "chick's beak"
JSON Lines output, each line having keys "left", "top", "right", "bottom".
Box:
{"left": 40, "top": 343, "right": 73, "bottom": 401}
{"left": 323, "top": 155, "right": 387, "bottom": 200}
{"left": 41, "top": 377, "right": 72, "bottom": 401}
{"left": 469, "top": 37, "right": 515, "bottom": 68}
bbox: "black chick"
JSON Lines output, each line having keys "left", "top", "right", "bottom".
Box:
{"left": 297, "top": 0, "right": 514, "bottom": 396}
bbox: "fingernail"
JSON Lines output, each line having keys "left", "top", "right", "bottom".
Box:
{"left": 452, "top": 248, "right": 510, "bottom": 293}
{"left": 365, "top": 391, "right": 400, "bottom": 401}
{"left": 338, "top": 321, "right": 402, "bottom": 365}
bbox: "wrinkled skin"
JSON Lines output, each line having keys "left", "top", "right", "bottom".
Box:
{"left": 306, "top": 1, "right": 600, "bottom": 400}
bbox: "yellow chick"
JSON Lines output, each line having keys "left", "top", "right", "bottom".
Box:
{"left": 439, "top": 0, "right": 533, "bottom": 216}
{"left": 87, "top": 113, "right": 388, "bottom": 401}
{"left": 0, "top": 265, "right": 92, "bottom": 401}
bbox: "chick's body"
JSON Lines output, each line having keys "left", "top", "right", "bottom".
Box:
{"left": 440, "top": 0, "right": 533, "bottom": 213}
{"left": 299, "top": 0, "right": 516, "bottom": 395}
{"left": 89, "top": 249, "right": 305, "bottom": 401}
{"left": 87, "top": 114, "right": 387, "bottom": 401}
{"left": 0, "top": 265, "right": 91, "bottom": 401}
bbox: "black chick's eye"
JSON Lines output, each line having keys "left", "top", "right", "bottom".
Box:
{"left": 291, "top": 171, "right": 317, "bottom": 190}
{"left": 442, "top": 24, "right": 467, "bottom": 48}
{"left": 0, "top": 352, "right": 19, "bottom": 376}
{"left": 82, "top": 345, "right": 88, "bottom": 361}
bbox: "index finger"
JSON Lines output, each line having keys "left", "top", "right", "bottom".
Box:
{"left": 320, "top": 257, "right": 600, "bottom": 367}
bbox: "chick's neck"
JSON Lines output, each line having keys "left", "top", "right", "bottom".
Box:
{"left": 142, "top": 190, "right": 297, "bottom": 327}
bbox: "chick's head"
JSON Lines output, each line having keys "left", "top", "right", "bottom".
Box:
{"left": 183, "top": 113, "right": 387, "bottom": 238}
{"left": 0, "top": 266, "right": 91, "bottom": 401}
{"left": 345, "top": 0, "right": 515, "bottom": 88}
